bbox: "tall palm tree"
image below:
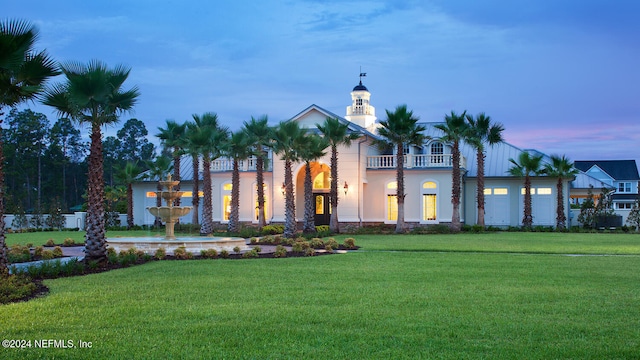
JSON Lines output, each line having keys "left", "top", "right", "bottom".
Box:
{"left": 184, "top": 117, "right": 205, "bottom": 225}
{"left": 508, "top": 151, "right": 544, "bottom": 229}
{"left": 375, "top": 105, "right": 426, "bottom": 233}
{"left": 316, "top": 117, "right": 359, "bottom": 233}
{"left": 465, "top": 112, "right": 504, "bottom": 227}
{"left": 544, "top": 155, "right": 579, "bottom": 230}
{"left": 299, "top": 133, "right": 329, "bottom": 233}
{"left": 157, "top": 120, "right": 187, "bottom": 206}
{"left": 0, "top": 19, "right": 58, "bottom": 275}
{"left": 225, "top": 130, "right": 251, "bottom": 233}
{"left": 144, "top": 155, "right": 173, "bottom": 227}
{"left": 191, "top": 112, "right": 228, "bottom": 236}
{"left": 272, "top": 121, "right": 305, "bottom": 238}
{"left": 43, "top": 60, "right": 139, "bottom": 262}
{"left": 115, "top": 161, "right": 143, "bottom": 229}
{"left": 435, "top": 110, "right": 469, "bottom": 232}
{"left": 242, "top": 116, "right": 272, "bottom": 229}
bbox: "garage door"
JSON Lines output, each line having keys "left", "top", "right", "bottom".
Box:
{"left": 484, "top": 187, "right": 510, "bottom": 225}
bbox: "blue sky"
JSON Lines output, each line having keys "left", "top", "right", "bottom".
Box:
{"left": 7, "top": 0, "right": 640, "bottom": 163}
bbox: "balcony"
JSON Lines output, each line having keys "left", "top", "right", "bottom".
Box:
{"left": 366, "top": 154, "right": 466, "bottom": 169}
{"left": 210, "top": 157, "right": 272, "bottom": 172}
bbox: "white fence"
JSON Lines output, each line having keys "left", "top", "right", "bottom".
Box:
{"left": 3, "top": 212, "right": 128, "bottom": 231}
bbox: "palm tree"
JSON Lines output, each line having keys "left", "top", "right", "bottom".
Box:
{"left": 316, "top": 117, "right": 359, "bottom": 233}
{"left": 144, "top": 155, "right": 173, "bottom": 227}
{"left": 544, "top": 155, "right": 579, "bottom": 230}
{"left": 157, "top": 120, "right": 187, "bottom": 206}
{"left": 0, "top": 19, "right": 58, "bottom": 275}
{"left": 43, "top": 60, "right": 139, "bottom": 263}
{"left": 508, "top": 151, "right": 544, "bottom": 229}
{"left": 299, "top": 133, "right": 329, "bottom": 233}
{"left": 115, "top": 161, "right": 143, "bottom": 230}
{"left": 272, "top": 121, "right": 305, "bottom": 238}
{"left": 465, "top": 112, "right": 504, "bottom": 227}
{"left": 190, "top": 112, "right": 228, "bottom": 236}
{"left": 184, "top": 117, "right": 204, "bottom": 225}
{"left": 375, "top": 105, "right": 426, "bottom": 233}
{"left": 225, "top": 130, "right": 251, "bottom": 233}
{"left": 242, "top": 116, "right": 272, "bottom": 229}
{"left": 435, "top": 110, "right": 469, "bottom": 232}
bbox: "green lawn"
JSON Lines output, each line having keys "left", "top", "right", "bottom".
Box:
{"left": 1, "top": 233, "right": 639, "bottom": 359}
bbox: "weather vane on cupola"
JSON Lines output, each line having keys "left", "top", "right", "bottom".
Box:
{"left": 359, "top": 66, "right": 366, "bottom": 85}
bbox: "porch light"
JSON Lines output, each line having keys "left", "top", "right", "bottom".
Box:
{"left": 281, "top": 183, "right": 286, "bottom": 196}
{"left": 343, "top": 181, "right": 349, "bottom": 195}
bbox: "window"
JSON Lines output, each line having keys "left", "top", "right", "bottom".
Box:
{"left": 423, "top": 181, "right": 437, "bottom": 189}
{"left": 616, "top": 203, "right": 633, "bottom": 209}
{"left": 618, "top": 182, "right": 632, "bottom": 193}
{"left": 223, "top": 195, "right": 231, "bottom": 221}
{"left": 521, "top": 188, "right": 536, "bottom": 195}
{"left": 387, "top": 182, "right": 397, "bottom": 189}
{"left": 423, "top": 194, "right": 436, "bottom": 221}
{"left": 430, "top": 142, "right": 444, "bottom": 163}
{"left": 387, "top": 195, "right": 398, "bottom": 221}
{"left": 493, "top": 188, "right": 508, "bottom": 195}
{"left": 537, "top": 188, "right": 552, "bottom": 195}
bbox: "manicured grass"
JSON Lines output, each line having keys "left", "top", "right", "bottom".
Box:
{"left": 1, "top": 235, "right": 639, "bottom": 359}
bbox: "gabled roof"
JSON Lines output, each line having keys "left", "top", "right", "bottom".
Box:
{"left": 574, "top": 160, "right": 640, "bottom": 181}
{"left": 289, "top": 104, "right": 379, "bottom": 139}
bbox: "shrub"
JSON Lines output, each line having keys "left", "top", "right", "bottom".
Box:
{"left": 261, "top": 235, "right": 274, "bottom": 244}
{"left": 261, "top": 224, "right": 284, "bottom": 235}
{"left": 274, "top": 245, "right": 287, "bottom": 258}
{"left": 45, "top": 239, "right": 55, "bottom": 247}
{"left": 41, "top": 250, "right": 55, "bottom": 260}
{"left": 292, "top": 240, "right": 310, "bottom": 253}
{"left": 52, "top": 246, "right": 64, "bottom": 258}
{"left": 242, "top": 249, "right": 259, "bottom": 258}
{"left": 326, "top": 238, "right": 339, "bottom": 249}
{"left": 201, "top": 249, "right": 218, "bottom": 259}
{"left": 107, "top": 247, "right": 117, "bottom": 256}
{"left": 343, "top": 238, "right": 356, "bottom": 249}
{"left": 8, "top": 244, "right": 31, "bottom": 263}
{"left": 233, "top": 246, "right": 242, "bottom": 254}
{"left": 154, "top": 247, "right": 167, "bottom": 260}
{"left": 239, "top": 226, "right": 259, "bottom": 238}
{"left": 107, "top": 251, "right": 119, "bottom": 264}
{"left": 250, "top": 237, "right": 260, "bottom": 244}
{"left": 34, "top": 246, "right": 44, "bottom": 257}
{"left": 309, "top": 238, "right": 325, "bottom": 248}
{"left": 274, "top": 235, "right": 283, "bottom": 243}
{"left": 325, "top": 244, "right": 334, "bottom": 252}
{"left": 315, "top": 225, "right": 331, "bottom": 237}
{"left": 304, "top": 248, "right": 316, "bottom": 257}
{"left": 26, "top": 242, "right": 33, "bottom": 248}
{"left": 173, "top": 246, "right": 193, "bottom": 260}
{"left": 63, "top": 238, "right": 75, "bottom": 246}
{"left": 253, "top": 245, "right": 262, "bottom": 253}
{"left": 220, "top": 250, "right": 230, "bottom": 259}
{"left": 0, "top": 275, "right": 37, "bottom": 304}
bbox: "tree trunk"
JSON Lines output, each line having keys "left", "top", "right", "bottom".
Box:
{"left": 451, "top": 140, "right": 462, "bottom": 232}
{"left": 191, "top": 155, "right": 199, "bottom": 226}
{"left": 154, "top": 182, "right": 162, "bottom": 227}
{"left": 476, "top": 149, "right": 485, "bottom": 227}
{"left": 228, "top": 159, "right": 240, "bottom": 233}
{"left": 172, "top": 149, "right": 181, "bottom": 207}
{"left": 126, "top": 183, "right": 134, "bottom": 230}
{"left": 85, "top": 124, "right": 107, "bottom": 262}
{"left": 201, "top": 157, "right": 213, "bottom": 236}
{"left": 523, "top": 175, "right": 533, "bottom": 229}
{"left": 329, "top": 145, "right": 339, "bottom": 233}
{"left": 0, "top": 118, "right": 8, "bottom": 277}
{"left": 284, "top": 159, "right": 296, "bottom": 238}
{"left": 556, "top": 178, "right": 566, "bottom": 230}
{"left": 303, "top": 162, "right": 315, "bottom": 233}
{"left": 256, "top": 153, "right": 266, "bottom": 229}
{"left": 395, "top": 142, "right": 406, "bottom": 233}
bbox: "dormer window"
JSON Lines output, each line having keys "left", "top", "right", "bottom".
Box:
{"left": 618, "top": 182, "right": 632, "bottom": 193}
{"left": 430, "top": 142, "right": 444, "bottom": 163}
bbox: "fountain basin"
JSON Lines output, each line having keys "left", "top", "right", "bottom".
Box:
{"left": 107, "top": 236, "right": 249, "bottom": 255}
{"left": 147, "top": 206, "right": 192, "bottom": 220}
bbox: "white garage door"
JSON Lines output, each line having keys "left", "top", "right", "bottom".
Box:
{"left": 519, "top": 187, "right": 554, "bottom": 226}
{"left": 484, "top": 187, "right": 510, "bottom": 225}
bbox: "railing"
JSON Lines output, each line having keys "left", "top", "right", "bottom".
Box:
{"left": 210, "top": 157, "right": 272, "bottom": 172}
{"left": 366, "top": 154, "right": 466, "bottom": 169}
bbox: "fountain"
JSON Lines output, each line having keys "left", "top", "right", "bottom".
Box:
{"left": 107, "top": 175, "right": 248, "bottom": 255}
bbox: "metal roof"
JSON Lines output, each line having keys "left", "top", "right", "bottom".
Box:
{"left": 574, "top": 160, "right": 640, "bottom": 181}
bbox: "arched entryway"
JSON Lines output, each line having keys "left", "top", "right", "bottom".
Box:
{"left": 296, "top": 162, "right": 331, "bottom": 226}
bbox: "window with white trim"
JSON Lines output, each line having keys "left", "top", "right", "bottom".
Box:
{"left": 618, "top": 182, "right": 632, "bottom": 193}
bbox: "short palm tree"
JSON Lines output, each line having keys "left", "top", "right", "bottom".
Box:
{"left": 225, "top": 130, "right": 251, "bottom": 233}
{"left": 316, "top": 117, "right": 359, "bottom": 233}
{"left": 544, "top": 155, "right": 579, "bottom": 230}
{"left": 0, "top": 19, "right": 58, "bottom": 275}
{"left": 43, "top": 60, "right": 139, "bottom": 262}
{"left": 144, "top": 155, "right": 173, "bottom": 227}
{"left": 435, "top": 110, "right": 469, "bottom": 232}
{"left": 242, "top": 116, "right": 272, "bottom": 229}
{"left": 508, "top": 151, "right": 544, "bottom": 229}
{"left": 191, "top": 112, "right": 228, "bottom": 236}
{"left": 272, "top": 121, "right": 305, "bottom": 238}
{"left": 157, "top": 120, "right": 187, "bottom": 206}
{"left": 465, "top": 112, "right": 504, "bottom": 227}
{"left": 299, "top": 133, "right": 329, "bottom": 233}
{"left": 115, "top": 161, "right": 143, "bottom": 230}
{"left": 375, "top": 105, "right": 426, "bottom": 233}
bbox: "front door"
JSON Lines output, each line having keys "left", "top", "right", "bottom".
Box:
{"left": 314, "top": 193, "right": 330, "bottom": 226}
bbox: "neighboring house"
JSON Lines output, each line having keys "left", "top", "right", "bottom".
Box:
{"left": 573, "top": 160, "right": 639, "bottom": 224}
{"left": 131, "top": 80, "right": 608, "bottom": 229}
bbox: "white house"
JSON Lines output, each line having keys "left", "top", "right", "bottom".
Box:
{"left": 131, "top": 80, "right": 607, "bottom": 230}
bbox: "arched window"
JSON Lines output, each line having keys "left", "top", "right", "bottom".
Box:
{"left": 421, "top": 180, "right": 438, "bottom": 222}
{"left": 430, "top": 142, "right": 444, "bottom": 164}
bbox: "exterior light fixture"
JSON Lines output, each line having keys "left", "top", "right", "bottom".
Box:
{"left": 281, "top": 183, "right": 286, "bottom": 196}
{"left": 343, "top": 181, "right": 349, "bottom": 195}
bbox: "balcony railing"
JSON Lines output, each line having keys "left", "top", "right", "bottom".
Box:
{"left": 210, "top": 157, "right": 272, "bottom": 172}
{"left": 366, "top": 154, "right": 466, "bottom": 169}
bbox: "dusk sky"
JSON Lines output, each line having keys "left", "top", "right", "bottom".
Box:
{"left": 7, "top": 0, "right": 640, "bottom": 164}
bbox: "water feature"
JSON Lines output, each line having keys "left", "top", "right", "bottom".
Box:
{"left": 107, "top": 175, "right": 248, "bottom": 255}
